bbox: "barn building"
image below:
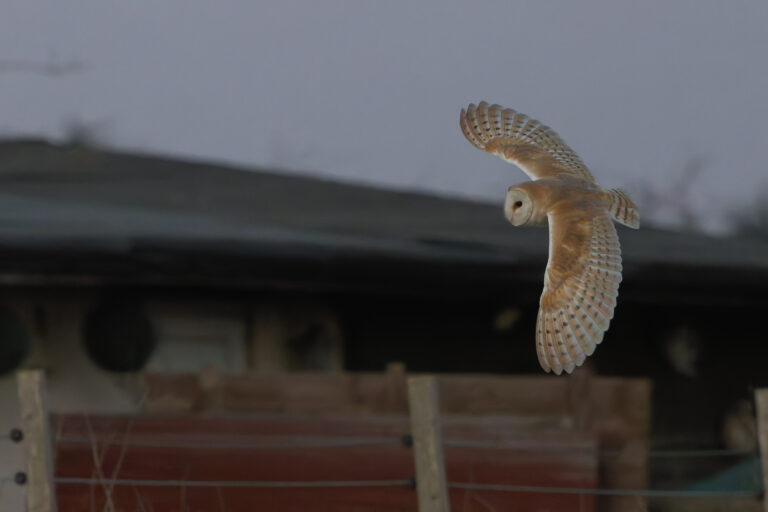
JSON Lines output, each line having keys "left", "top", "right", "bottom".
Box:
{"left": 0, "top": 139, "right": 766, "bottom": 509}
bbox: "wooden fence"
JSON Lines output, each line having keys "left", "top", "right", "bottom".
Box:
{"left": 3, "top": 368, "right": 761, "bottom": 511}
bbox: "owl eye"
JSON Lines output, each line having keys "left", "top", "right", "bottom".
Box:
{"left": 514, "top": 201, "right": 523, "bottom": 209}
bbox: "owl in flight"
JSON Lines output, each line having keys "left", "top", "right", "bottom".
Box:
{"left": 459, "top": 102, "right": 639, "bottom": 375}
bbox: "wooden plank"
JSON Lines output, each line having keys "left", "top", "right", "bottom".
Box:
{"left": 408, "top": 376, "right": 450, "bottom": 512}
{"left": 568, "top": 368, "right": 649, "bottom": 512}
{"left": 138, "top": 370, "right": 648, "bottom": 506}
{"left": 141, "top": 371, "right": 649, "bottom": 421}
{"left": 17, "top": 370, "right": 57, "bottom": 512}
{"left": 754, "top": 389, "right": 768, "bottom": 512}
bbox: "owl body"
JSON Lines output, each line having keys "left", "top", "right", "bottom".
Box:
{"left": 509, "top": 175, "right": 606, "bottom": 227}
{"left": 460, "top": 101, "right": 639, "bottom": 374}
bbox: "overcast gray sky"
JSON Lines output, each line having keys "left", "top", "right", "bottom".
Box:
{"left": 2, "top": 1, "right": 767, "bottom": 232}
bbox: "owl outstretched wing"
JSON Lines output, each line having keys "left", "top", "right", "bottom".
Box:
{"left": 535, "top": 208, "right": 622, "bottom": 374}
{"left": 459, "top": 101, "right": 595, "bottom": 183}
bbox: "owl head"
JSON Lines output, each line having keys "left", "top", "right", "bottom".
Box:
{"left": 504, "top": 188, "right": 535, "bottom": 226}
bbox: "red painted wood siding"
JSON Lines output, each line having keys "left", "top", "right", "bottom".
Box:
{"left": 54, "top": 414, "right": 598, "bottom": 511}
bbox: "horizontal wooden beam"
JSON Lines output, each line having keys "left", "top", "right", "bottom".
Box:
{"left": 141, "top": 371, "right": 649, "bottom": 439}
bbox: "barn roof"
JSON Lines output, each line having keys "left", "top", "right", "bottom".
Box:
{"left": 0, "top": 139, "right": 766, "bottom": 301}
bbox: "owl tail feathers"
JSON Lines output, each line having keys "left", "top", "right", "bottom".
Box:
{"left": 607, "top": 189, "right": 640, "bottom": 229}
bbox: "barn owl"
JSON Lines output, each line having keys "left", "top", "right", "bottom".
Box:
{"left": 459, "top": 102, "right": 639, "bottom": 375}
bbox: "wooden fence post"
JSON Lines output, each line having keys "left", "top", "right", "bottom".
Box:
{"left": 16, "top": 370, "right": 56, "bottom": 512}
{"left": 407, "top": 376, "right": 450, "bottom": 512}
{"left": 756, "top": 389, "right": 768, "bottom": 512}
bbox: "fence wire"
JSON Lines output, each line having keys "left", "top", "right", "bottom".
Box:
{"left": 445, "top": 440, "right": 758, "bottom": 459}
{"left": 55, "top": 477, "right": 413, "bottom": 489}
{"left": 444, "top": 440, "right": 756, "bottom": 456}
{"left": 57, "top": 435, "right": 403, "bottom": 450}
{"left": 449, "top": 482, "right": 761, "bottom": 498}
{"left": 50, "top": 426, "right": 763, "bottom": 501}
{"left": 50, "top": 476, "right": 761, "bottom": 499}
{"left": 57, "top": 434, "right": 759, "bottom": 460}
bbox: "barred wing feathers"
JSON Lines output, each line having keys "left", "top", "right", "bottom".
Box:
{"left": 536, "top": 210, "right": 622, "bottom": 374}
{"left": 460, "top": 101, "right": 595, "bottom": 183}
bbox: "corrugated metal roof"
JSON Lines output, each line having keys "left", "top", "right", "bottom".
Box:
{"left": 0, "top": 139, "right": 766, "bottom": 296}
